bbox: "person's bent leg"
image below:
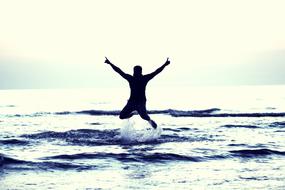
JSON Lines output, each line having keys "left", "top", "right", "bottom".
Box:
{"left": 119, "top": 102, "right": 135, "bottom": 119}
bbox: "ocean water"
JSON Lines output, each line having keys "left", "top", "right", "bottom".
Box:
{"left": 1, "top": 85, "right": 285, "bottom": 189}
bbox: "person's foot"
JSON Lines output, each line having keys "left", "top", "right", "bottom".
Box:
{"left": 148, "top": 119, "right": 157, "bottom": 129}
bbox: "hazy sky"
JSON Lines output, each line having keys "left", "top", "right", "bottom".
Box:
{"left": 1, "top": 0, "right": 285, "bottom": 89}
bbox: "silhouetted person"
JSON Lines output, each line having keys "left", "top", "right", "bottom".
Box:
{"left": 105, "top": 57, "right": 170, "bottom": 129}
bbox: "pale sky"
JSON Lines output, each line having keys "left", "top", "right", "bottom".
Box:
{"left": 1, "top": 0, "right": 285, "bottom": 89}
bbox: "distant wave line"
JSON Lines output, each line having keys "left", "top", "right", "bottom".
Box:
{"left": 6, "top": 108, "right": 285, "bottom": 117}
{"left": 60, "top": 108, "right": 285, "bottom": 118}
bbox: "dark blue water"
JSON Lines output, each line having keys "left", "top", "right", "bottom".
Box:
{"left": 1, "top": 87, "right": 285, "bottom": 189}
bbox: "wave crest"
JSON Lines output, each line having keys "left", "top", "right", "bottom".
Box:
{"left": 0, "top": 139, "right": 29, "bottom": 146}
{"left": 0, "top": 154, "right": 27, "bottom": 165}
{"left": 43, "top": 152, "right": 200, "bottom": 163}
{"left": 230, "top": 149, "right": 285, "bottom": 157}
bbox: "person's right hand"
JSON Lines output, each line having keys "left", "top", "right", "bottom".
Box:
{"left": 105, "top": 57, "right": 111, "bottom": 65}
{"left": 164, "top": 57, "right": 170, "bottom": 66}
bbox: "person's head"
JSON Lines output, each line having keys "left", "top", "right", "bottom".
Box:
{"left": 133, "top": 65, "right": 142, "bottom": 77}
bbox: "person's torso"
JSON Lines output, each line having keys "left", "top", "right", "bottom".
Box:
{"left": 128, "top": 76, "right": 148, "bottom": 102}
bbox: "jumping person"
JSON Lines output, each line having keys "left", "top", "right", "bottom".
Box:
{"left": 105, "top": 57, "right": 170, "bottom": 129}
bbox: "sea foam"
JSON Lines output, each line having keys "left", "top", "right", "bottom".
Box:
{"left": 119, "top": 116, "right": 162, "bottom": 143}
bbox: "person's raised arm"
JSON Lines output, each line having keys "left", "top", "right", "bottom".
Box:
{"left": 105, "top": 57, "right": 131, "bottom": 80}
{"left": 145, "top": 58, "right": 170, "bottom": 80}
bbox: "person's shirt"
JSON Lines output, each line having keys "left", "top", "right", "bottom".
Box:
{"left": 110, "top": 63, "right": 166, "bottom": 102}
{"left": 125, "top": 75, "right": 153, "bottom": 102}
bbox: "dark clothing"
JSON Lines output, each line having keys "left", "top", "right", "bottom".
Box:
{"left": 119, "top": 75, "right": 153, "bottom": 120}
{"left": 119, "top": 100, "right": 150, "bottom": 120}
{"left": 123, "top": 75, "right": 152, "bottom": 102}
{"left": 108, "top": 62, "right": 167, "bottom": 121}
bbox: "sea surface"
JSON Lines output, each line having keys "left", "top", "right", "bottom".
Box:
{"left": 0, "top": 85, "right": 285, "bottom": 189}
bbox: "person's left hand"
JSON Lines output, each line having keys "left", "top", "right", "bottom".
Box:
{"left": 165, "top": 57, "right": 170, "bottom": 66}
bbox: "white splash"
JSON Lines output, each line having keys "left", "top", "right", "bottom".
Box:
{"left": 119, "top": 116, "right": 162, "bottom": 143}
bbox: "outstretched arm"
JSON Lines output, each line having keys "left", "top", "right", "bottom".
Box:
{"left": 145, "top": 58, "right": 170, "bottom": 80}
{"left": 105, "top": 57, "right": 131, "bottom": 80}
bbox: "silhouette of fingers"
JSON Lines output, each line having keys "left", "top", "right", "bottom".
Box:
{"left": 104, "top": 57, "right": 110, "bottom": 64}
